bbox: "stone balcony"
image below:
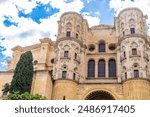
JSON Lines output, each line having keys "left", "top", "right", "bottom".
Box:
{"left": 60, "top": 53, "right": 71, "bottom": 59}
{"left": 129, "top": 50, "right": 141, "bottom": 57}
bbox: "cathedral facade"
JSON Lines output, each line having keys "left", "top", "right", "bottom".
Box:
{"left": 1, "top": 7, "right": 150, "bottom": 100}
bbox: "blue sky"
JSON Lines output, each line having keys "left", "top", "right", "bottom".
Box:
{"left": 0, "top": 0, "right": 150, "bottom": 71}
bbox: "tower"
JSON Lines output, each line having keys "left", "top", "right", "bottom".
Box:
{"left": 116, "top": 8, "right": 150, "bottom": 99}
{"left": 52, "top": 12, "right": 88, "bottom": 100}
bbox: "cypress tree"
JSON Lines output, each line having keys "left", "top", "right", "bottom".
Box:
{"left": 10, "top": 51, "right": 33, "bottom": 93}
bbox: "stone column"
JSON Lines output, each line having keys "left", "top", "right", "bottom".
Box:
{"left": 106, "top": 60, "right": 108, "bottom": 78}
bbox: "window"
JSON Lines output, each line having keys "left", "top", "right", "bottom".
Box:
{"left": 125, "top": 72, "right": 127, "bottom": 79}
{"left": 64, "top": 51, "right": 69, "bottom": 57}
{"left": 109, "top": 59, "right": 116, "bottom": 77}
{"left": 33, "top": 60, "right": 38, "bottom": 65}
{"left": 109, "top": 44, "right": 116, "bottom": 51}
{"left": 76, "top": 33, "right": 78, "bottom": 39}
{"left": 51, "top": 58, "right": 54, "bottom": 64}
{"left": 123, "top": 51, "right": 126, "bottom": 58}
{"left": 130, "top": 28, "right": 135, "bottom": 34}
{"left": 98, "top": 59, "right": 105, "bottom": 77}
{"left": 88, "top": 44, "right": 95, "bottom": 52}
{"left": 62, "top": 71, "right": 67, "bottom": 79}
{"left": 73, "top": 73, "right": 76, "bottom": 80}
{"left": 66, "top": 31, "right": 71, "bottom": 37}
{"left": 87, "top": 60, "right": 95, "bottom": 77}
{"left": 123, "top": 31, "right": 125, "bottom": 36}
{"left": 75, "top": 53, "right": 77, "bottom": 59}
{"left": 99, "top": 42, "right": 105, "bottom": 52}
{"left": 132, "top": 48, "right": 137, "bottom": 55}
{"left": 134, "top": 70, "right": 139, "bottom": 78}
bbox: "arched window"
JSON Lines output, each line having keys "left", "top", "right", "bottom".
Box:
{"left": 109, "top": 59, "right": 116, "bottom": 77}
{"left": 99, "top": 41, "right": 105, "bottom": 52}
{"left": 98, "top": 59, "right": 105, "bottom": 77}
{"left": 87, "top": 59, "right": 95, "bottom": 77}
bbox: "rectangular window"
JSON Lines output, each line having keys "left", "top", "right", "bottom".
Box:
{"left": 125, "top": 72, "right": 127, "bottom": 79}
{"left": 132, "top": 48, "right": 137, "bottom": 55}
{"left": 74, "top": 53, "right": 77, "bottom": 59}
{"left": 73, "top": 73, "right": 76, "bottom": 80}
{"left": 64, "top": 51, "right": 69, "bottom": 57}
{"left": 123, "top": 31, "right": 125, "bottom": 36}
{"left": 134, "top": 70, "right": 139, "bottom": 78}
{"left": 76, "top": 33, "right": 78, "bottom": 39}
{"left": 130, "top": 28, "right": 135, "bottom": 34}
{"left": 62, "top": 71, "right": 67, "bottom": 79}
{"left": 66, "top": 31, "right": 71, "bottom": 37}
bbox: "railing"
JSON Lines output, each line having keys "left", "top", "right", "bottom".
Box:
{"left": 60, "top": 53, "right": 71, "bottom": 59}
{"left": 58, "top": 72, "right": 69, "bottom": 79}
{"left": 144, "top": 51, "right": 149, "bottom": 61}
{"left": 129, "top": 50, "right": 141, "bottom": 57}
{"left": 130, "top": 72, "right": 143, "bottom": 78}
{"left": 84, "top": 77, "right": 118, "bottom": 84}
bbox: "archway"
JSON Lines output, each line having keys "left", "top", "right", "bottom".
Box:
{"left": 85, "top": 90, "right": 115, "bottom": 100}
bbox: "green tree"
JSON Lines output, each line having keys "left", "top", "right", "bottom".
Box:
{"left": 9, "top": 51, "right": 33, "bottom": 93}
{"left": 2, "top": 83, "right": 10, "bottom": 96}
{"left": 5, "top": 92, "right": 46, "bottom": 100}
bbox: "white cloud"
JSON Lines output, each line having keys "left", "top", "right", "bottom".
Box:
{"left": 0, "top": 0, "right": 101, "bottom": 59}
{"left": 82, "top": 12, "right": 100, "bottom": 27}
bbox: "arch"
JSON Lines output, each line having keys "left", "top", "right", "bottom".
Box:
{"left": 66, "top": 22, "right": 72, "bottom": 28}
{"left": 131, "top": 42, "right": 138, "bottom": 48}
{"left": 98, "top": 59, "right": 105, "bottom": 77}
{"left": 129, "top": 19, "right": 135, "bottom": 27}
{"left": 99, "top": 40, "right": 105, "bottom": 52}
{"left": 87, "top": 59, "right": 95, "bottom": 78}
{"left": 85, "top": 90, "right": 115, "bottom": 100}
{"left": 132, "top": 63, "right": 139, "bottom": 68}
{"left": 64, "top": 45, "right": 70, "bottom": 50}
{"left": 109, "top": 59, "right": 116, "bottom": 77}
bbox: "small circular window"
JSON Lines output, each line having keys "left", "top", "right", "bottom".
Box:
{"left": 51, "top": 58, "right": 55, "bottom": 64}
{"left": 109, "top": 44, "right": 116, "bottom": 51}
{"left": 33, "top": 60, "right": 38, "bottom": 65}
{"left": 88, "top": 44, "right": 95, "bottom": 52}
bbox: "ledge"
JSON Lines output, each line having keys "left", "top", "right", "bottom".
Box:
{"left": 56, "top": 37, "right": 85, "bottom": 48}
{"left": 81, "top": 78, "right": 118, "bottom": 84}
{"left": 118, "top": 34, "right": 147, "bottom": 44}
{"left": 122, "top": 78, "right": 150, "bottom": 83}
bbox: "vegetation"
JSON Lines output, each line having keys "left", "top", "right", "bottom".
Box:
{"left": 5, "top": 92, "right": 46, "bottom": 100}
{"left": 9, "top": 51, "right": 33, "bottom": 93}
{"left": 2, "top": 83, "right": 10, "bottom": 96}
{"left": 1, "top": 51, "right": 46, "bottom": 100}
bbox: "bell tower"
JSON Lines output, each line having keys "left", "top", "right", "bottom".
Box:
{"left": 52, "top": 12, "right": 88, "bottom": 100}
{"left": 116, "top": 8, "right": 150, "bottom": 99}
